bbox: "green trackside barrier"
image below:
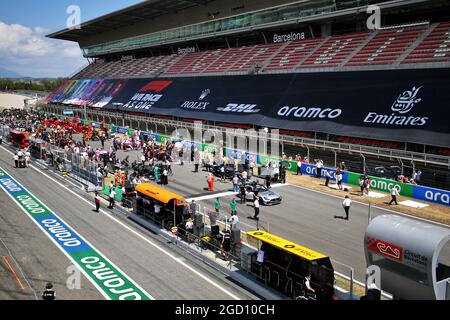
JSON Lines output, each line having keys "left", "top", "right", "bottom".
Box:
{"left": 258, "top": 154, "right": 298, "bottom": 173}
{"left": 257, "top": 154, "right": 413, "bottom": 196}
{"left": 158, "top": 134, "right": 170, "bottom": 144}
{"left": 127, "top": 128, "right": 135, "bottom": 136}
{"left": 75, "top": 120, "right": 421, "bottom": 199}
{"left": 346, "top": 171, "right": 414, "bottom": 197}
{"left": 68, "top": 118, "right": 447, "bottom": 204}
{"left": 203, "top": 144, "right": 218, "bottom": 154}
{"left": 102, "top": 185, "right": 123, "bottom": 202}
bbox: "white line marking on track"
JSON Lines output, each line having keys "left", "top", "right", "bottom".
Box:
{"left": 187, "top": 184, "right": 287, "bottom": 202}
{"left": 0, "top": 145, "right": 241, "bottom": 300}
{"left": 267, "top": 183, "right": 290, "bottom": 189}
{"left": 0, "top": 165, "right": 154, "bottom": 300}
{"left": 284, "top": 182, "right": 449, "bottom": 228}
{"left": 187, "top": 191, "right": 238, "bottom": 202}
{"left": 0, "top": 169, "right": 111, "bottom": 300}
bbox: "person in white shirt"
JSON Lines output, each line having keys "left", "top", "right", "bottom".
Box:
{"left": 25, "top": 151, "right": 31, "bottom": 167}
{"left": 297, "top": 160, "right": 302, "bottom": 175}
{"left": 253, "top": 196, "right": 260, "bottom": 220}
{"left": 335, "top": 172, "right": 343, "bottom": 190}
{"left": 305, "top": 274, "right": 315, "bottom": 294}
{"left": 249, "top": 161, "right": 255, "bottom": 177}
{"left": 220, "top": 165, "right": 225, "bottom": 182}
{"left": 316, "top": 159, "right": 323, "bottom": 178}
{"left": 109, "top": 188, "right": 116, "bottom": 209}
{"left": 13, "top": 153, "right": 19, "bottom": 168}
{"left": 228, "top": 213, "right": 239, "bottom": 230}
{"left": 389, "top": 186, "right": 400, "bottom": 205}
{"left": 185, "top": 218, "right": 194, "bottom": 242}
{"left": 342, "top": 195, "right": 352, "bottom": 220}
{"left": 162, "top": 168, "right": 168, "bottom": 185}
{"left": 154, "top": 203, "right": 162, "bottom": 216}
{"left": 165, "top": 159, "right": 172, "bottom": 176}
{"left": 232, "top": 175, "right": 239, "bottom": 192}
{"left": 324, "top": 170, "right": 331, "bottom": 187}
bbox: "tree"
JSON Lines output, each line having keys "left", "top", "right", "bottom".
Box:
{"left": 0, "top": 78, "right": 68, "bottom": 92}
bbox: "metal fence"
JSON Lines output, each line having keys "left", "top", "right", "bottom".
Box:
{"left": 0, "top": 125, "right": 10, "bottom": 139}
{"left": 134, "top": 197, "right": 356, "bottom": 300}
{"left": 45, "top": 104, "right": 450, "bottom": 168}
{"left": 45, "top": 144, "right": 103, "bottom": 187}
{"left": 134, "top": 204, "right": 241, "bottom": 269}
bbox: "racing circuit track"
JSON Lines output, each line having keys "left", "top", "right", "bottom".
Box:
{"left": 0, "top": 146, "right": 258, "bottom": 300}
{"left": 113, "top": 154, "right": 450, "bottom": 283}
{"left": 0, "top": 143, "right": 449, "bottom": 299}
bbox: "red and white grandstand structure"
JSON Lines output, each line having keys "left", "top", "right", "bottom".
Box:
{"left": 46, "top": 0, "right": 450, "bottom": 188}
{"left": 71, "top": 20, "right": 450, "bottom": 78}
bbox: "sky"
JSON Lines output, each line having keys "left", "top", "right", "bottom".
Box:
{"left": 0, "top": 0, "right": 143, "bottom": 78}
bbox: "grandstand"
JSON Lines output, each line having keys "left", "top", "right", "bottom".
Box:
{"left": 45, "top": 0, "right": 450, "bottom": 188}
{"left": 71, "top": 21, "right": 450, "bottom": 78}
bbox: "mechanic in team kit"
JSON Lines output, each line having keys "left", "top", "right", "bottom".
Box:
{"left": 42, "top": 282, "right": 56, "bottom": 300}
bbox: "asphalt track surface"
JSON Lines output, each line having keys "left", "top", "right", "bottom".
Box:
{"left": 1, "top": 141, "right": 449, "bottom": 299}
{"left": 0, "top": 191, "right": 103, "bottom": 300}
{"left": 123, "top": 158, "right": 450, "bottom": 283}
{"left": 0, "top": 146, "right": 258, "bottom": 300}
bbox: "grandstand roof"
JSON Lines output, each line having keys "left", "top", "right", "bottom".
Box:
{"left": 47, "top": 0, "right": 213, "bottom": 41}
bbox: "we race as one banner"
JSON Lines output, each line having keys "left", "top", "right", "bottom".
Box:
{"left": 47, "top": 68, "right": 450, "bottom": 147}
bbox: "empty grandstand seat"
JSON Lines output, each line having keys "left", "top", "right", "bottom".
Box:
{"left": 402, "top": 21, "right": 450, "bottom": 64}
{"left": 346, "top": 26, "right": 427, "bottom": 66}
{"left": 300, "top": 32, "right": 369, "bottom": 68}
{"left": 227, "top": 44, "right": 279, "bottom": 72}
{"left": 71, "top": 23, "right": 450, "bottom": 79}
{"left": 263, "top": 38, "right": 322, "bottom": 71}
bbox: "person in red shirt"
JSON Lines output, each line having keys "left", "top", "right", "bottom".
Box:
{"left": 207, "top": 173, "right": 215, "bottom": 192}
{"left": 94, "top": 192, "right": 101, "bottom": 212}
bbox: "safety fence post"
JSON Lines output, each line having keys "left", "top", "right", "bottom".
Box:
{"left": 349, "top": 267, "right": 354, "bottom": 300}
{"left": 334, "top": 150, "right": 337, "bottom": 168}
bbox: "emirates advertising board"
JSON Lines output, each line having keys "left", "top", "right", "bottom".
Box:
{"left": 48, "top": 68, "right": 450, "bottom": 147}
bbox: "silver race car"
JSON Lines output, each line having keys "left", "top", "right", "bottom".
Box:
{"left": 239, "top": 183, "right": 282, "bottom": 205}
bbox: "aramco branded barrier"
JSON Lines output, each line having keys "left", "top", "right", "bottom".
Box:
{"left": 112, "top": 124, "right": 449, "bottom": 207}
{"left": 46, "top": 70, "right": 450, "bottom": 147}
{"left": 50, "top": 118, "right": 450, "bottom": 207}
